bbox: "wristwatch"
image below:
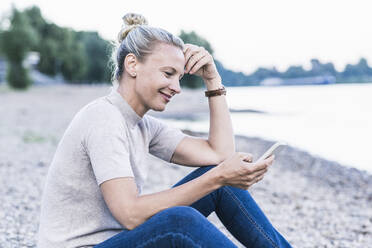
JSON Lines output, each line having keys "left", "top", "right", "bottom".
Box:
{"left": 205, "top": 85, "right": 226, "bottom": 97}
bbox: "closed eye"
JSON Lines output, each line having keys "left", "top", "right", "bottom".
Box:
{"left": 164, "top": 71, "right": 183, "bottom": 80}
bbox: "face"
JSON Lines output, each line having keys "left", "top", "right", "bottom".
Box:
{"left": 134, "top": 42, "right": 185, "bottom": 113}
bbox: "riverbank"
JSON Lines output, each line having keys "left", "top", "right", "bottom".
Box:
{"left": 0, "top": 84, "right": 371, "bottom": 247}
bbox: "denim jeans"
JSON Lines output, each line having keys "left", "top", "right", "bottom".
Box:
{"left": 94, "top": 165, "right": 292, "bottom": 248}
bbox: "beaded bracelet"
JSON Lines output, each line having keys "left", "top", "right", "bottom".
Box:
{"left": 205, "top": 85, "right": 226, "bottom": 97}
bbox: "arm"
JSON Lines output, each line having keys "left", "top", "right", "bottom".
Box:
{"left": 171, "top": 44, "right": 235, "bottom": 166}
{"left": 205, "top": 77, "right": 235, "bottom": 159}
{"left": 100, "top": 169, "right": 222, "bottom": 230}
{"left": 170, "top": 81, "right": 235, "bottom": 166}
{"left": 101, "top": 153, "right": 272, "bottom": 230}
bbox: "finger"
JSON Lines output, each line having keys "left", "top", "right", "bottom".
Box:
{"left": 185, "top": 51, "right": 207, "bottom": 73}
{"left": 245, "top": 170, "right": 266, "bottom": 184}
{"left": 243, "top": 158, "right": 253, "bottom": 163}
{"left": 185, "top": 49, "right": 204, "bottom": 72}
{"left": 182, "top": 44, "right": 190, "bottom": 53}
{"left": 189, "top": 54, "right": 211, "bottom": 74}
{"left": 247, "top": 160, "right": 268, "bottom": 172}
{"left": 184, "top": 47, "right": 203, "bottom": 69}
{"left": 250, "top": 167, "right": 268, "bottom": 178}
{"left": 242, "top": 164, "right": 267, "bottom": 178}
{"left": 183, "top": 43, "right": 197, "bottom": 51}
{"left": 183, "top": 47, "right": 194, "bottom": 65}
{"left": 255, "top": 167, "right": 268, "bottom": 177}
{"left": 183, "top": 43, "right": 196, "bottom": 53}
{"left": 241, "top": 153, "right": 253, "bottom": 163}
{"left": 241, "top": 180, "right": 253, "bottom": 189}
{"left": 265, "top": 155, "right": 275, "bottom": 166}
{"left": 256, "top": 155, "right": 275, "bottom": 166}
{"left": 254, "top": 174, "right": 265, "bottom": 183}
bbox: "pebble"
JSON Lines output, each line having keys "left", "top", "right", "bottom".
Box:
{"left": 0, "top": 84, "right": 371, "bottom": 247}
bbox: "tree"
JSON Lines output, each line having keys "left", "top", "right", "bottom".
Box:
{"left": 282, "top": 65, "right": 308, "bottom": 78}
{"left": 342, "top": 58, "right": 372, "bottom": 78}
{"left": 0, "top": 7, "right": 38, "bottom": 89}
{"left": 23, "top": 6, "right": 46, "bottom": 49}
{"left": 37, "top": 36, "right": 59, "bottom": 75}
{"left": 76, "top": 31, "right": 112, "bottom": 82}
{"left": 179, "top": 30, "right": 214, "bottom": 88}
{"left": 250, "top": 67, "right": 281, "bottom": 82}
{"left": 26, "top": 17, "right": 88, "bottom": 82}
{"left": 23, "top": 6, "right": 112, "bottom": 83}
{"left": 214, "top": 60, "right": 253, "bottom": 86}
{"left": 309, "top": 59, "right": 337, "bottom": 77}
{"left": 58, "top": 28, "right": 87, "bottom": 82}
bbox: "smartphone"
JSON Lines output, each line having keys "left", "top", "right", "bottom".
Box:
{"left": 255, "top": 141, "right": 287, "bottom": 163}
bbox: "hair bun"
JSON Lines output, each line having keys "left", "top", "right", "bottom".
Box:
{"left": 118, "top": 13, "right": 148, "bottom": 43}
{"left": 123, "top": 13, "right": 148, "bottom": 26}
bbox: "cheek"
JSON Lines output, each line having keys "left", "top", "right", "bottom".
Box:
{"left": 136, "top": 72, "right": 169, "bottom": 95}
{"left": 135, "top": 79, "right": 159, "bottom": 100}
{"left": 148, "top": 73, "right": 169, "bottom": 89}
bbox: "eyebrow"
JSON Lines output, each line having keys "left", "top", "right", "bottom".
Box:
{"left": 162, "top": 66, "right": 184, "bottom": 78}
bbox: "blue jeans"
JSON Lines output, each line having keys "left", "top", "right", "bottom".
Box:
{"left": 94, "top": 166, "right": 292, "bottom": 248}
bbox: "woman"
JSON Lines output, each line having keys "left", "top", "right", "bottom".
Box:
{"left": 37, "top": 13, "right": 292, "bottom": 248}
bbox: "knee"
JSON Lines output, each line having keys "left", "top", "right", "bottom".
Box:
{"left": 158, "top": 206, "right": 205, "bottom": 228}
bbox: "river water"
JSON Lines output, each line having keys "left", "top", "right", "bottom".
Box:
{"left": 165, "top": 83, "right": 372, "bottom": 173}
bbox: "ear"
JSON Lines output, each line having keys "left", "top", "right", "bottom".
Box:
{"left": 124, "top": 53, "right": 137, "bottom": 77}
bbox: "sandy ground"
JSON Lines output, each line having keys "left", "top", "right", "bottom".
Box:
{"left": 0, "top": 83, "right": 371, "bottom": 247}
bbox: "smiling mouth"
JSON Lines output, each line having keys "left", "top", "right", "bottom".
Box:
{"left": 159, "top": 91, "right": 171, "bottom": 102}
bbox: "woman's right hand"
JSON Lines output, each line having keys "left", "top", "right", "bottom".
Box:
{"left": 215, "top": 152, "right": 275, "bottom": 190}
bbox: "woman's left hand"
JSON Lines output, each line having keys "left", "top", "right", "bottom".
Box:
{"left": 183, "top": 43, "right": 221, "bottom": 83}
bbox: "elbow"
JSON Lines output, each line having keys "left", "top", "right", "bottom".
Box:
{"left": 217, "top": 147, "right": 235, "bottom": 163}
{"left": 208, "top": 141, "right": 235, "bottom": 163}
{"left": 117, "top": 205, "right": 145, "bottom": 230}
{"left": 122, "top": 219, "right": 141, "bottom": 231}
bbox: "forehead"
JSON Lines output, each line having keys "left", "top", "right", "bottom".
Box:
{"left": 146, "top": 43, "right": 185, "bottom": 73}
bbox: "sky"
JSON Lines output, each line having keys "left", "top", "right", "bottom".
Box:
{"left": 1, "top": 0, "right": 371, "bottom": 74}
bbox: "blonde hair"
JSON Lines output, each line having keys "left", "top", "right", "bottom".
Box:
{"left": 111, "top": 13, "right": 185, "bottom": 85}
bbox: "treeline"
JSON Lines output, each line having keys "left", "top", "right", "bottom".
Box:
{"left": 1, "top": 5, "right": 371, "bottom": 89}
{"left": 0, "top": 6, "right": 112, "bottom": 88}
{"left": 0, "top": 6, "right": 214, "bottom": 89}
{"left": 177, "top": 32, "right": 372, "bottom": 86}
{"left": 176, "top": 33, "right": 372, "bottom": 86}
{"left": 222, "top": 58, "right": 372, "bottom": 86}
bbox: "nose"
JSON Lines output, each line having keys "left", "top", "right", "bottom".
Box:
{"left": 169, "top": 80, "right": 182, "bottom": 95}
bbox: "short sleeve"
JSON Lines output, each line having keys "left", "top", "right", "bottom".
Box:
{"left": 146, "top": 116, "right": 187, "bottom": 162}
{"left": 85, "top": 115, "right": 134, "bottom": 186}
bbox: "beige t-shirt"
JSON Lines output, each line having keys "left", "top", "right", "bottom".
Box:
{"left": 37, "top": 87, "right": 187, "bottom": 248}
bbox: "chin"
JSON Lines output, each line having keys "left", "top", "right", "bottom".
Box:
{"left": 151, "top": 103, "right": 166, "bottom": 112}
{"left": 148, "top": 95, "right": 168, "bottom": 112}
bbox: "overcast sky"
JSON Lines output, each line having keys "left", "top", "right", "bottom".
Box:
{"left": 1, "top": 0, "right": 371, "bottom": 74}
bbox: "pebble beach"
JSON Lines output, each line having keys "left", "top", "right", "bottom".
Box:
{"left": 0, "top": 83, "right": 371, "bottom": 247}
